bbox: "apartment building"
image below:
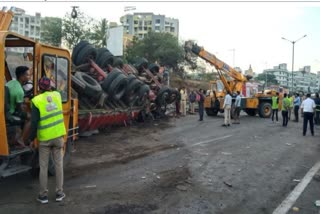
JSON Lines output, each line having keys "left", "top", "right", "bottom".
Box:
{"left": 120, "top": 12, "right": 179, "bottom": 39}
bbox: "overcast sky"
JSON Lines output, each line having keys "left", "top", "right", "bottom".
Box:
{"left": 3, "top": 1, "right": 320, "bottom": 74}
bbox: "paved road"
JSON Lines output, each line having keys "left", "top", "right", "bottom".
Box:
{"left": 0, "top": 113, "right": 319, "bottom": 214}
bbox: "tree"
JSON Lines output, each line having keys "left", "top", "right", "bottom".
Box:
{"left": 89, "top": 18, "right": 108, "bottom": 48}
{"left": 62, "top": 9, "right": 93, "bottom": 49}
{"left": 255, "top": 73, "right": 278, "bottom": 86}
{"left": 125, "top": 32, "right": 184, "bottom": 68}
{"left": 41, "top": 17, "right": 62, "bottom": 47}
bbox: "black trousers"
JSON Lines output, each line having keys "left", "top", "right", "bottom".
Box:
{"left": 303, "top": 112, "right": 314, "bottom": 135}
{"left": 294, "top": 106, "right": 299, "bottom": 122}
{"left": 272, "top": 109, "right": 278, "bottom": 122}
{"left": 315, "top": 111, "right": 320, "bottom": 125}
{"left": 199, "top": 103, "right": 204, "bottom": 120}
{"left": 282, "top": 110, "right": 288, "bottom": 126}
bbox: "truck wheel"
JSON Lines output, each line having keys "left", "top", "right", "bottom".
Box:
{"left": 148, "top": 63, "right": 160, "bottom": 74}
{"left": 101, "top": 69, "right": 122, "bottom": 92}
{"left": 108, "top": 74, "right": 128, "bottom": 100}
{"left": 258, "top": 102, "right": 272, "bottom": 118}
{"left": 72, "top": 41, "right": 89, "bottom": 64}
{"left": 48, "top": 140, "right": 72, "bottom": 176}
{"left": 75, "top": 45, "right": 97, "bottom": 66}
{"left": 134, "top": 58, "right": 149, "bottom": 73}
{"left": 205, "top": 108, "right": 218, "bottom": 116}
{"left": 97, "top": 52, "right": 114, "bottom": 69}
{"left": 136, "top": 84, "right": 150, "bottom": 106}
{"left": 113, "top": 57, "right": 124, "bottom": 69}
{"left": 245, "top": 109, "right": 257, "bottom": 116}
{"left": 75, "top": 72, "right": 102, "bottom": 97}
{"left": 124, "top": 79, "right": 143, "bottom": 106}
{"left": 166, "top": 88, "right": 179, "bottom": 104}
{"left": 156, "top": 86, "right": 171, "bottom": 105}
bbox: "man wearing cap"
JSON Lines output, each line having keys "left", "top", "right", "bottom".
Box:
{"left": 301, "top": 93, "right": 316, "bottom": 136}
{"left": 28, "top": 77, "right": 66, "bottom": 204}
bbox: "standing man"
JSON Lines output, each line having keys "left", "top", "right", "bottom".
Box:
{"left": 281, "top": 93, "right": 290, "bottom": 127}
{"left": 197, "top": 89, "right": 205, "bottom": 121}
{"left": 301, "top": 93, "right": 316, "bottom": 136}
{"left": 233, "top": 91, "right": 241, "bottom": 124}
{"left": 180, "top": 87, "right": 187, "bottom": 116}
{"left": 314, "top": 93, "right": 320, "bottom": 125}
{"left": 222, "top": 92, "right": 232, "bottom": 127}
{"left": 28, "top": 77, "right": 66, "bottom": 204}
{"left": 175, "top": 88, "right": 181, "bottom": 118}
{"left": 293, "top": 93, "right": 301, "bottom": 122}
{"left": 189, "top": 91, "right": 196, "bottom": 114}
{"left": 271, "top": 92, "right": 279, "bottom": 123}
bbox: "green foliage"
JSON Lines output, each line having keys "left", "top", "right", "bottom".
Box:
{"left": 41, "top": 17, "right": 62, "bottom": 47}
{"left": 89, "top": 18, "right": 108, "bottom": 48}
{"left": 125, "top": 32, "right": 184, "bottom": 68}
{"left": 62, "top": 10, "right": 93, "bottom": 49}
{"left": 255, "top": 73, "right": 279, "bottom": 86}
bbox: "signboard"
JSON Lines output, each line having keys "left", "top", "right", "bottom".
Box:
{"left": 106, "top": 26, "right": 124, "bottom": 56}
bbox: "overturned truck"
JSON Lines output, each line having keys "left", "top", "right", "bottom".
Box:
{"left": 70, "top": 41, "right": 179, "bottom": 134}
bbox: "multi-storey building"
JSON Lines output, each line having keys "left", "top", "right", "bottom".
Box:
{"left": 120, "top": 12, "right": 179, "bottom": 39}
{"left": 263, "top": 63, "right": 320, "bottom": 93}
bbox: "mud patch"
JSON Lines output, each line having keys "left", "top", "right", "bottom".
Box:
{"left": 94, "top": 203, "right": 158, "bottom": 214}
{"left": 157, "top": 167, "right": 192, "bottom": 189}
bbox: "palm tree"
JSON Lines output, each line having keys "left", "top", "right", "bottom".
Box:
{"left": 90, "top": 18, "right": 108, "bottom": 48}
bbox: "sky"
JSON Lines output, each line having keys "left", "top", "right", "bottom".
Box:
{"left": 2, "top": 1, "right": 320, "bottom": 74}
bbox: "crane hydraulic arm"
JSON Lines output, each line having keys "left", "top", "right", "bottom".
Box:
{"left": 185, "top": 41, "right": 251, "bottom": 95}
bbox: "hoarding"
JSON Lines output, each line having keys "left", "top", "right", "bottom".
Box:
{"left": 106, "top": 26, "right": 123, "bottom": 56}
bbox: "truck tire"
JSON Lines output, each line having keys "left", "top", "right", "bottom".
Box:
{"left": 134, "top": 58, "right": 148, "bottom": 73}
{"left": 156, "top": 86, "right": 171, "bottom": 105}
{"left": 96, "top": 47, "right": 109, "bottom": 58}
{"left": 245, "top": 109, "right": 257, "bottom": 116}
{"left": 136, "top": 84, "right": 150, "bottom": 106}
{"left": 72, "top": 41, "right": 89, "bottom": 64}
{"left": 75, "top": 72, "right": 102, "bottom": 97}
{"left": 101, "top": 69, "right": 122, "bottom": 92}
{"left": 75, "top": 45, "right": 97, "bottom": 66}
{"left": 108, "top": 74, "right": 128, "bottom": 100}
{"left": 148, "top": 63, "right": 160, "bottom": 74}
{"left": 124, "top": 80, "right": 143, "bottom": 106}
{"left": 97, "top": 51, "right": 114, "bottom": 69}
{"left": 258, "top": 102, "right": 272, "bottom": 118}
{"left": 113, "top": 57, "right": 124, "bottom": 69}
{"left": 166, "top": 88, "right": 179, "bottom": 104}
{"left": 71, "top": 73, "right": 86, "bottom": 90}
{"left": 205, "top": 108, "right": 218, "bottom": 116}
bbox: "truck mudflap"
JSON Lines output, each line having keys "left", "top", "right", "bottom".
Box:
{"left": 78, "top": 109, "right": 141, "bottom": 133}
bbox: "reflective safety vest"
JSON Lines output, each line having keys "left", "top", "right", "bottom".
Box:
{"left": 282, "top": 97, "right": 290, "bottom": 111}
{"left": 289, "top": 97, "right": 293, "bottom": 108}
{"left": 32, "top": 91, "right": 66, "bottom": 141}
{"left": 272, "top": 96, "right": 278, "bottom": 110}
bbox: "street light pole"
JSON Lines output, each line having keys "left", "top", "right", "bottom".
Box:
{"left": 281, "top": 34, "right": 307, "bottom": 93}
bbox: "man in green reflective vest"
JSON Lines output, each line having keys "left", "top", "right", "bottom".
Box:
{"left": 282, "top": 93, "right": 290, "bottom": 127}
{"left": 28, "top": 77, "right": 66, "bottom": 204}
{"left": 288, "top": 94, "right": 294, "bottom": 120}
{"left": 271, "top": 92, "right": 279, "bottom": 123}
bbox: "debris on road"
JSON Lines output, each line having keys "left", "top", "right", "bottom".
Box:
{"left": 292, "top": 179, "right": 301, "bottom": 183}
{"left": 221, "top": 152, "right": 232, "bottom": 155}
{"left": 156, "top": 176, "right": 161, "bottom": 179}
{"left": 176, "top": 185, "right": 188, "bottom": 191}
{"left": 223, "top": 181, "right": 233, "bottom": 188}
{"left": 286, "top": 143, "right": 292, "bottom": 146}
{"left": 314, "top": 200, "right": 320, "bottom": 207}
{"left": 292, "top": 207, "right": 299, "bottom": 212}
{"left": 313, "top": 174, "right": 320, "bottom": 182}
{"left": 141, "top": 176, "right": 146, "bottom": 179}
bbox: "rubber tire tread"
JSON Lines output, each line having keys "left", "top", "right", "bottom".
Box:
{"left": 72, "top": 41, "right": 89, "bottom": 64}
{"left": 108, "top": 74, "right": 128, "bottom": 100}
{"left": 75, "top": 45, "right": 97, "bottom": 66}
{"left": 101, "top": 69, "right": 122, "bottom": 92}
{"left": 75, "top": 72, "right": 102, "bottom": 97}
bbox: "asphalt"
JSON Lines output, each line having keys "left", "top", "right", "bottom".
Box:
{"left": 0, "top": 112, "right": 320, "bottom": 214}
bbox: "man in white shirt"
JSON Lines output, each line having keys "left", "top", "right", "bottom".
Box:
{"left": 222, "top": 92, "right": 232, "bottom": 127}
{"left": 301, "top": 93, "right": 316, "bottom": 136}
{"left": 233, "top": 91, "right": 241, "bottom": 124}
{"left": 180, "top": 87, "right": 187, "bottom": 116}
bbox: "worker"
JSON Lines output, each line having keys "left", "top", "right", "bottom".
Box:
{"left": 314, "top": 93, "right": 320, "bottom": 125}
{"left": 175, "top": 88, "right": 181, "bottom": 118}
{"left": 293, "top": 93, "right": 301, "bottom": 122}
{"left": 189, "top": 90, "right": 196, "bottom": 114}
{"left": 28, "top": 77, "right": 66, "bottom": 204}
{"left": 180, "top": 87, "right": 187, "bottom": 116}
{"left": 233, "top": 91, "right": 241, "bottom": 124}
{"left": 281, "top": 93, "right": 290, "bottom": 127}
{"left": 197, "top": 89, "right": 205, "bottom": 121}
{"left": 301, "top": 93, "right": 316, "bottom": 136}
{"left": 222, "top": 92, "right": 232, "bottom": 127}
{"left": 288, "top": 94, "right": 293, "bottom": 120}
{"left": 271, "top": 92, "right": 279, "bottom": 123}
{"left": 6, "top": 66, "right": 31, "bottom": 147}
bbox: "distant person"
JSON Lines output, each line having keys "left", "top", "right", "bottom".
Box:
{"left": 293, "top": 93, "right": 301, "bottom": 122}
{"left": 189, "top": 90, "right": 196, "bottom": 114}
{"left": 175, "top": 88, "right": 181, "bottom": 117}
{"left": 314, "top": 93, "right": 320, "bottom": 125}
{"left": 222, "top": 92, "right": 232, "bottom": 127}
{"left": 288, "top": 94, "right": 293, "bottom": 120}
{"left": 233, "top": 91, "right": 241, "bottom": 124}
{"left": 271, "top": 92, "right": 279, "bottom": 123}
{"left": 281, "top": 93, "right": 290, "bottom": 127}
{"left": 301, "top": 93, "right": 316, "bottom": 136}
{"left": 180, "top": 87, "right": 187, "bottom": 116}
{"left": 197, "top": 89, "right": 205, "bottom": 121}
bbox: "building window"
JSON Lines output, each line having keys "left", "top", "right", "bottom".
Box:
{"left": 155, "top": 19, "right": 160, "bottom": 24}
{"left": 144, "top": 27, "right": 147, "bottom": 31}
{"left": 134, "top": 20, "right": 138, "bottom": 24}
{"left": 155, "top": 26, "right": 160, "bottom": 30}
